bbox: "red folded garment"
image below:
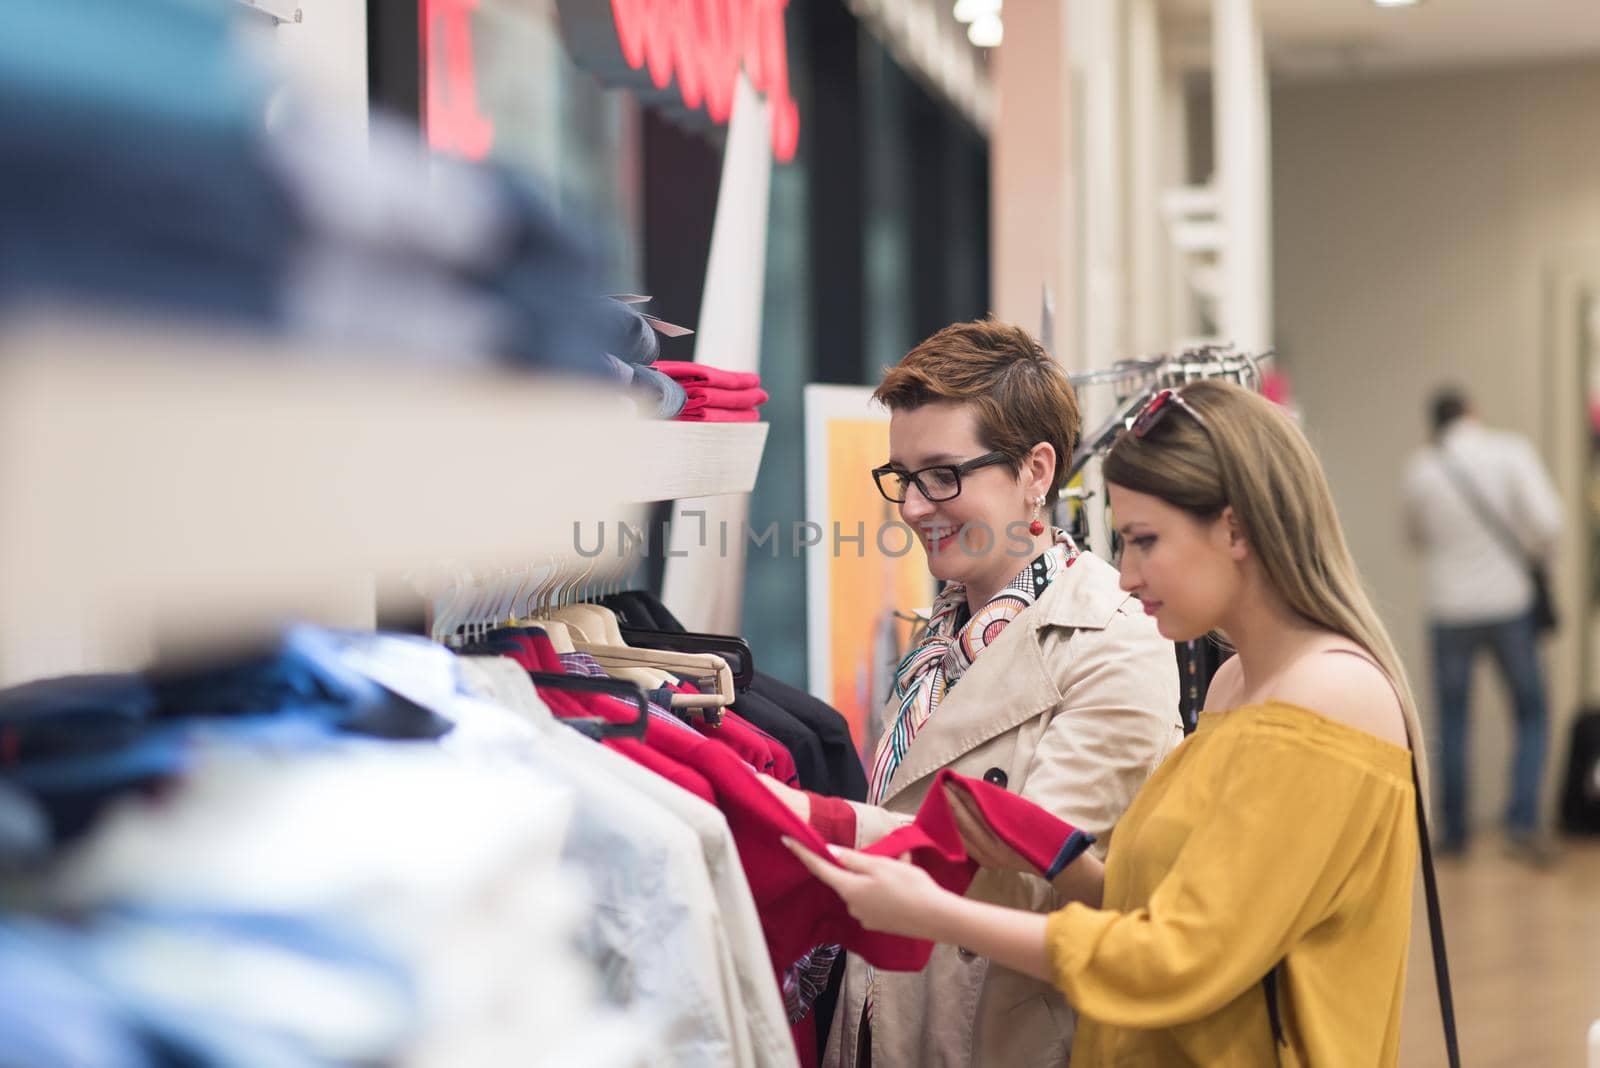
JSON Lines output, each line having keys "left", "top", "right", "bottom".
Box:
{"left": 675, "top": 407, "right": 761, "bottom": 423}
{"left": 683, "top": 385, "right": 770, "bottom": 410}
{"left": 817, "top": 769, "right": 1092, "bottom": 970}
{"left": 873, "top": 769, "right": 1095, "bottom": 881}
{"left": 655, "top": 360, "right": 763, "bottom": 391}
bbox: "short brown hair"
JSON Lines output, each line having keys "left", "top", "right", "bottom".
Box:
{"left": 872, "top": 319, "right": 1081, "bottom": 504}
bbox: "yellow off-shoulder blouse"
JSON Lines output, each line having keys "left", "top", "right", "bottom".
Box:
{"left": 1047, "top": 701, "right": 1417, "bottom": 1067}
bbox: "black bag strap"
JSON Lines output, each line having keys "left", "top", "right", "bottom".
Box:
{"left": 1260, "top": 760, "right": 1459, "bottom": 1066}
{"left": 1412, "top": 754, "right": 1462, "bottom": 1068}
{"left": 1436, "top": 454, "right": 1535, "bottom": 571}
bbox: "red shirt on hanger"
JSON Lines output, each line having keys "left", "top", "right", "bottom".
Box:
{"left": 480, "top": 633, "right": 1092, "bottom": 974}
{"left": 503, "top": 632, "right": 718, "bottom": 805}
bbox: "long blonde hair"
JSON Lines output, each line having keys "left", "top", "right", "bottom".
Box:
{"left": 1103, "top": 380, "right": 1428, "bottom": 794}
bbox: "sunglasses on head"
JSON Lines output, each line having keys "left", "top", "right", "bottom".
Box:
{"left": 1129, "top": 388, "right": 1211, "bottom": 439}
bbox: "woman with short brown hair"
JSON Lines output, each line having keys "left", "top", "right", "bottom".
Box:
{"left": 764, "top": 318, "right": 1181, "bottom": 1068}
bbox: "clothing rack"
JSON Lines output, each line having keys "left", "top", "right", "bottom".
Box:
{"left": 1067, "top": 344, "right": 1266, "bottom": 391}
{"left": 1066, "top": 345, "right": 1270, "bottom": 482}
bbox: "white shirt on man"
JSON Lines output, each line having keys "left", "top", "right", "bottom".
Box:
{"left": 1403, "top": 420, "right": 1562, "bottom": 624}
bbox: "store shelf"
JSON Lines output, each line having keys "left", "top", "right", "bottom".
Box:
{"left": 0, "top": 319, "right": 766, "bottom": 681}
{"left": 631, "top": 421, "right": 769, "bottom": 502}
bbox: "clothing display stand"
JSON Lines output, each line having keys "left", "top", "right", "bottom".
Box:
{"left": 1066, "top": 344, "right": 1268, "bottom": 484}
{"left": 0, "top": 315, "right": 768, "bottom": 686}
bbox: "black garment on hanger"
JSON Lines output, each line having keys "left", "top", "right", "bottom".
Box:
{"left": 730, "top": 687, "right": 829, "bottom": 793}
{"left": 748, "top": 673, "right": 868, "bottom": 804}
{"left": 599, "top": 589, "right": 678, "bottom": 631}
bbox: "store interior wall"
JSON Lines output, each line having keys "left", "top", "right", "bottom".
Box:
{"left": 989, "top": 0, "right": 1075, "bottom": 343}
{"left": 1273, "top": 60, "right": 1600, "bottom": 829}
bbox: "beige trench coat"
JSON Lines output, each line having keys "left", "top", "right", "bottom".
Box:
{"left": 823, "top": 551, "right": 1182, "bottom": 1068}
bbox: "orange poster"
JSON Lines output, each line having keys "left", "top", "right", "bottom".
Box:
{"left": 805, "top": 387, "right": 935, "bottom": 758}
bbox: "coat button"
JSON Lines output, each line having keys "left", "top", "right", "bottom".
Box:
{"left": 982, "top": 767, "right": 1008, "bottom": 789}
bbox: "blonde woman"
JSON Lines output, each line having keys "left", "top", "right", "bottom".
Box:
{"left": 788, "top": 381, "right": 1443, "bottom": 1067}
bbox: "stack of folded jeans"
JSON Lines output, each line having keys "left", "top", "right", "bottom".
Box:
{"left": 654, "top": 362, "right": 770, "bottom": 423}
{"left": 0, "top": 0, "right": 635, "bottom": 378}
{"left": 596, "top": 298, "right": 696, "bottom": 418}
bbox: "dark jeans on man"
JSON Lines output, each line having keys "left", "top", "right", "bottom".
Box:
{"left": 1431, "top": 611, "right": 1549, "bottom": 845}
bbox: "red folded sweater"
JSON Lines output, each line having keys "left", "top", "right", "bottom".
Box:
{"left": 682, "top": 385, "right": 770, "bottom": 411}
{"left": 676, "top": 407, "right": 760, "bottom": 423}
{"left": 655, "top": 360, "right": 763, "bottom": 391}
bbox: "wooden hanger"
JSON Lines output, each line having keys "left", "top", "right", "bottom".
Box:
{"left": 552, "top": 603, "right": 669, "bottom": 689}
{"left": 578, "top": 644, "right": 735, "bottom": 710}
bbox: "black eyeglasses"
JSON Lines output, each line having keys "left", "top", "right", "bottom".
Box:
{"left": 871, "top": 451, "right": 1012, "bottom": 503}
{"left": 1129, "top": 388, "right": 1211, "bottom": 439}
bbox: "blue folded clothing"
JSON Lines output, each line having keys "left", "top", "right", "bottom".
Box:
{"left": 0, "top": 627, "right": 453, "bottom": 845}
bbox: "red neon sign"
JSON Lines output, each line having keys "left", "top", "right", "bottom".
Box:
{"left": 605, "top": 0, "right": 800, "bottom": 162}
{"left": 424, "top": 0, "right": 495, "bottom": 162}
{"left": 426, "top": 0, "right": 800, "bottom": 164}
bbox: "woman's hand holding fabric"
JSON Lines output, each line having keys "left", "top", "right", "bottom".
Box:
{"left": 944, "top": 782, "right": 1040, "bottom": 874}
{"left": 783, "top": 837, "right": 953, "bottom": 940}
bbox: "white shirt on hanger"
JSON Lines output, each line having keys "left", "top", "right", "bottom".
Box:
{"left": 454, "top": 654, "right": 798, "bottom": 1068}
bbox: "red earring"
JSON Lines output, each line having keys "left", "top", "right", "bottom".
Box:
{"left": 1028, "top": 496, "right": 1046, "bottom": 537}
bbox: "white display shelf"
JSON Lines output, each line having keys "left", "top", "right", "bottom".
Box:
{"left": 633, "top": 420, "right": 769, "bottom": 502}
{"left": 0, "top": 319, "right": 766, "bottom": 681}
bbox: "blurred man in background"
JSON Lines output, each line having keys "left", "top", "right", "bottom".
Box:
{"left": 1404, "top": 387, "right": 1563, "bottom": 865}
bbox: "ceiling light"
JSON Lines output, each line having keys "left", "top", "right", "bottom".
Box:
{"left": 968, "top": 13, "right": 1003, "bottom": 47}
{"left": 1371, "top": 0, "right": 1421, "bottom": 7}
{"left": 953, "top": 0, "right": 1000, "bottom": 25}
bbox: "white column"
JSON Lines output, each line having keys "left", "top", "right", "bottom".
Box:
{"left": 1061, "top": 0, "right": 1128, "bottom": 556}
{"left": 1072, "top": 0, "right": 1128, "bottom": 375}
{"left": 1160, "top": 63, "right": 1194, "bottom": 347}
{"left": 1127, "top": 0, "right": 1165, "bottom": 356}
{"left": 991, "top": 0, "right": 1077, "bottom": 354}
{"left": 1211, "top": 0, "right": 1273, "bottom": 351}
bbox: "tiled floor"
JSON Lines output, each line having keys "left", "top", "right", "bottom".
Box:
{"left": 1399, "top": 835, "right": 1600, "bottom": 1066}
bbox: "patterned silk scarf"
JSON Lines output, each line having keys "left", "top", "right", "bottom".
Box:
{"left": 866, "top": 532, "right": 1078, "bottom": 805}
